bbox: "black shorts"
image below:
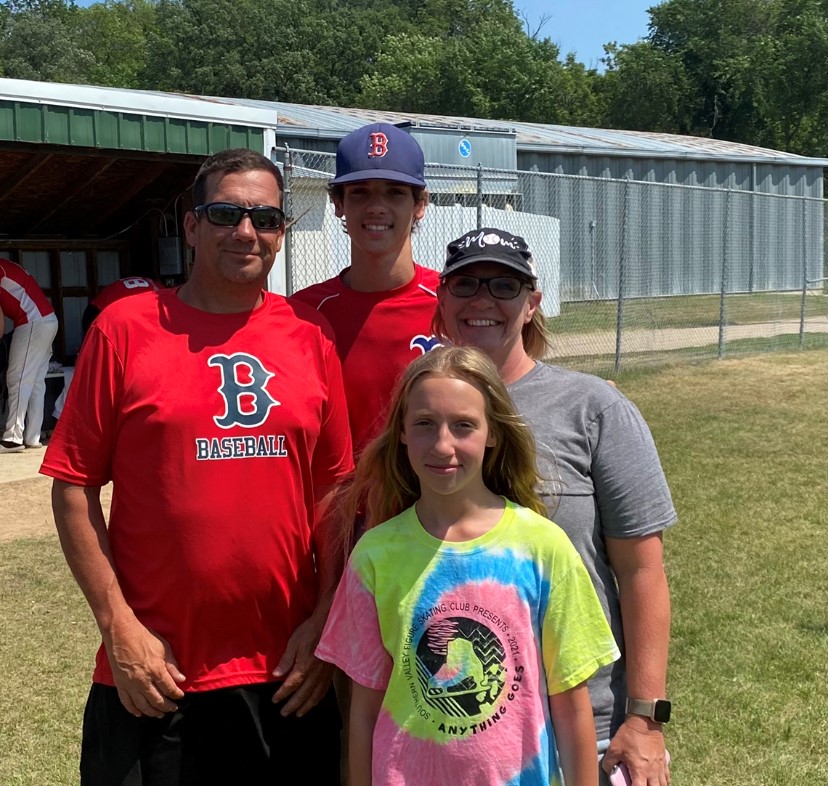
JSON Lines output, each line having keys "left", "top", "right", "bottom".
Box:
{"left": 80, "top": 682, "right": 341, "bottom": 786}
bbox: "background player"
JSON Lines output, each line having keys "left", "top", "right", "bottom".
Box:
{"left": 0, "top": 258, "right": 59, "bottom": 451}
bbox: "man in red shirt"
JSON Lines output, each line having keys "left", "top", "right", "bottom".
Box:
{"left": 0, "top": 258, "right": 59, "bottom": 451}
{"left": 41, "top": 149, "right": 353, "bottom": 785}
{"left": 291, "top": 123, "right": 440, "bottom": 458}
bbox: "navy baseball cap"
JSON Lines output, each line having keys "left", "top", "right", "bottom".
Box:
{"left": 441, "top": 228, "right": 538, "bottom": 280}
{"left": 330, "top": 123, "right": 426, "bottom": 188}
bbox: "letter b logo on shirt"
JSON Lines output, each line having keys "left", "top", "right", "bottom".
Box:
{"left": 209, "top": 353, "right": 280, "bottom": 428}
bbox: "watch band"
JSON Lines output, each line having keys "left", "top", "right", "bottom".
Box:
{"left": 625, "top": 697, "right": 672, "bottom": 723}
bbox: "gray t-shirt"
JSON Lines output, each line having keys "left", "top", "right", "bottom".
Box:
{"left": 508, "top": 362, "right": 677, "bottom": 742}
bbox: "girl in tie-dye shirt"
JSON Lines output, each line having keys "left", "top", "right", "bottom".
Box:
{"left": 317, "top": 346, "right": 619, "bottom": 786}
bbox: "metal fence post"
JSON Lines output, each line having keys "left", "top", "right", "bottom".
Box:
{"left": 799, "top": 199, "right": 808, "bottom": 348}
{"left": 477, "top": 164, "right": 483, "bottom": 230}
{"left": 615, "top": 178, "right": 629, "bottom": 375}
{"left": 718, "top": 189, "right": 730, "bottom": 359}
{"left": 282, "top": 144, "right": 294, "bottom": 295}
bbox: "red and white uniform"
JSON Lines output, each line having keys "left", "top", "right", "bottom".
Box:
{"left": 291, "top": 264, "right": 440, "bottom": 456}
{"left": 41, "top": 288, "right": 353, "bottom": 691}
{"left": 0, "top": 258, "right": 55, "bottom": 327}
{"left": 91, "top": 277, "right": 161, "bottom": 311}
{"left": 1, "top": 258, "right": 58, "bottom": 446}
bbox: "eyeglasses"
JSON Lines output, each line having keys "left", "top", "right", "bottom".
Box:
{"left": 193, "top": 202, "right": 285, "bottom": 231}
{"left": 445, "top": 274, "right": 534, "bottom": 300}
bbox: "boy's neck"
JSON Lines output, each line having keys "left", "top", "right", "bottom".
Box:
{"left": 415, "top": 489, "right": 505, "bottom": 543}
{"left": 344, "top": 246, "right": 417, "bottom": 293}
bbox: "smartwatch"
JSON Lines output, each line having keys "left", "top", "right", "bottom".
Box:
{"left": 625, "top": 697, "right": 672, "bottom": 723}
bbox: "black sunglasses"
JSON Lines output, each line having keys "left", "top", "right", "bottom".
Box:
{"left": 445, "top": 274, "right": 534, "bottom": 300}
{"left": 194, "top": 202, "right": 285, "bottom": 231}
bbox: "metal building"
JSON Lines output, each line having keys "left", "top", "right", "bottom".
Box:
{"left": 1, "top": 77, "right": 825, "bottom": 361}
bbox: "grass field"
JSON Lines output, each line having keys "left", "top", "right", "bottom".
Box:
{"left": 0, "top": 349, "right": 826, "bottom": 784}
{"left": 552, "top": 291, "right": 828, "bottom": 334}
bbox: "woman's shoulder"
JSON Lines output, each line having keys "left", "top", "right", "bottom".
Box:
{"left": 510, "top": 362, "right": 624, "bottom": 414}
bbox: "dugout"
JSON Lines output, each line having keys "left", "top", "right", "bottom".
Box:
{"left": 0, "top": 78, "right": 279, "bottom": 363}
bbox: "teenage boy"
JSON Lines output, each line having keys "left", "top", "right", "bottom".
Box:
{"left": 291, "top": 123, "right": 440, "bottom": 458}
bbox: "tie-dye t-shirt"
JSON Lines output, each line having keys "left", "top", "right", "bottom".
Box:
{"left": 316, "top": 500, "right": 620, "bottom": 786}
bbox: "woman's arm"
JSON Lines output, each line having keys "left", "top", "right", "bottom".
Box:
{"left": 548, "top": 682, "right": 598, "bottom": 786}
{"left": 349, "top": 681, "right": 384, "bottom": 786}
{"left": 603, "top": 533, "right": 671, "bottom": 784}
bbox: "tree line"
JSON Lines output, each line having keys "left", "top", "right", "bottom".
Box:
{"left": 1, "top": 0, "right": 825, "bottom": 157}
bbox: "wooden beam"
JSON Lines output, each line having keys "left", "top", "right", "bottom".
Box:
{"left": 0, "top": 152, "right": 53, "bottom": 194}
{"left": 24, "top": 158, "right": 117, "bottom": 233}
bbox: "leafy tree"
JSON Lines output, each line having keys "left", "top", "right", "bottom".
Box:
{"left": 75, "top": 0, "right": 156, "bottom": 88}
{"left": 359, "top": 0, "right": 603, "bottom": 125}
{"left": 600, "top": 42, "right": 694, "bottom": 133}
{"left": 0, "top": 0, "right": 96, "bottom": 82}
{"left": 143, "top": 0, "right": 412, "bottom": 105}
{"left": 756, "top": 0, "right": 828, "bottom": 154}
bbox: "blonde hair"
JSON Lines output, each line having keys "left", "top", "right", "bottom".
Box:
{"left": 339, "top": 346, "right": 545, "bottom": 552}
{"left": 432, "top": 290, "right": 552, "bottom": 360}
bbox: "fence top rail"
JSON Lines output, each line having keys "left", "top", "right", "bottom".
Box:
{"left": 278, "top": 145, "right": 827, "bottom": 205}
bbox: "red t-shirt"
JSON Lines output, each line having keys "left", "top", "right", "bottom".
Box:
{"left": 0, "top": 258, "right": 55, "bottom": 327}
{"left": 290, "top": 264, "right": 440, "bottom": 456}
{"left": 91, "top": 277, "right": 161, "bottom": 311}
{"left": 41, "top": 289, "right": 353, "bottom": 692}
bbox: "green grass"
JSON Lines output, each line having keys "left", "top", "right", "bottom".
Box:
{"left": 552, "top": 332, "right": 828, "bottom": 378}
{"left": 0, "top": 537, "right": 97, "bottom": 786}
{"left": 551, "top": 292, "right": 828, "bottom": 334}
{"left": 0, "top": 349, "right": 826, "bottom": 784}
{"left": 621, "top": 349, "right": 827, "bottom": 785}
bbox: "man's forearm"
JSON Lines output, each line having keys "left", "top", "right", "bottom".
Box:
{"left": 52, "top": 479, "right": 135, "bottom": 634}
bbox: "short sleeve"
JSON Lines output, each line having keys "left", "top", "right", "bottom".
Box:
{"left": 316, "top": 560, "right": 393, "bottom": 690}
{"left": 591, "top": 397, "right": 677, "bottom": 538}
{"left": 542, "top": 559, "right": 620, "bottom": 695}
{"left": 40, "top": 324, "right": 122, "bottom": 486}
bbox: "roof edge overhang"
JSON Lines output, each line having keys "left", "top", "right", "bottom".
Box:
{"left": 0, "top": 78, "right": 278, "bottom": 130}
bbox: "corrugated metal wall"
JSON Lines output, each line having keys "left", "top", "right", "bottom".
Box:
{"left": 514, "top": 153, "right": 824, "bottom": 300}
{"left": 0, "top": 100, "right": 264, "bottom": 155}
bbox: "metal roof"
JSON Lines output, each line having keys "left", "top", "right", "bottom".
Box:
{"left": 211, "top": 97, "right": 828, "bottom": 166}
{"left": 0, "top": 78, "right": 278, "bottom": 128}
{"left": 1, "top": 77, "right": 826, "bottom": 167}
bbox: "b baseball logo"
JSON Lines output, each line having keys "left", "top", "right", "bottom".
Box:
{"left": 209, "top": 353, "right": 280, "bottom": 428}
{"left": 368, "top": 132, "right": 389, "bottom": 158}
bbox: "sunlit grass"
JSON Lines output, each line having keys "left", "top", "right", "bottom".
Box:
{"left": 0, "top": 350, "right": 825, "bottom": 784}
{"left": 551, "top": 291, "right": 828, "bottom": 334}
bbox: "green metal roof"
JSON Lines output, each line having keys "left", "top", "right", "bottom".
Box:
{"left": 0, "top": 99, "right": 264, "bottom": 156}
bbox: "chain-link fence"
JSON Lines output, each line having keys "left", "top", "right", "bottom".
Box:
{"left": 277, "top": 146, "right": 827, "bottom": 376}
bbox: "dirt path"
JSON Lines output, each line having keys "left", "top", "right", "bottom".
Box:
{"left": 0, "top": 450, "right": 112, "bottom": 542}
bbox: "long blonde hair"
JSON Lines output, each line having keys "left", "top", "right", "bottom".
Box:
{"left": 339, "top": 346, "right": 545, "bottom": 551}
